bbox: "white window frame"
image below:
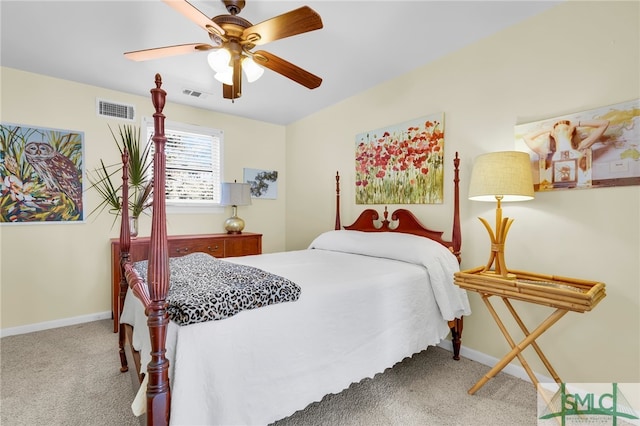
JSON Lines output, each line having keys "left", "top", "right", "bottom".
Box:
{"left": 143, "top": 117, "right": 224, "bottom": 214}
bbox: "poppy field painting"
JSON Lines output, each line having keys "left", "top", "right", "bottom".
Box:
{"left": 355, "top": 113, "right": 445, "bottom": 204}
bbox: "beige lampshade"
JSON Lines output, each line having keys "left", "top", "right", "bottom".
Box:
{"left": 220, "top": 182, "right": 252, "bottom": 206}
{"left": 468, "top": 151, "right": 535, "bottom": 202}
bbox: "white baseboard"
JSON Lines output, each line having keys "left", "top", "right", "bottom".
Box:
{"left": 0, "top": 311, "right": 112, "bottom": 338}
{"left": 437, "top": 340, "right": 553, "bottom": 384}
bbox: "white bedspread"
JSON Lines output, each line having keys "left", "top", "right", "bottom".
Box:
{"left": 120, "top": 231, "right": 471, "bottom": 425}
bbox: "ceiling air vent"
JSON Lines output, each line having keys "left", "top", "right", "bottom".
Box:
{"left": 182, "top": 89, "right": 209, "bottom": 99}
{"left": 96, "top": 99, "right": 135, "bottom": 121}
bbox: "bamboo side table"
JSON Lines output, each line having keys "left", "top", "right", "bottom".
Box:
{"left": 454, "top": 266, "right": 606, "bottom": 394}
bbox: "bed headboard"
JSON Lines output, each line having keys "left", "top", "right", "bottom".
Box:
{"left": 335, "top": 152, "right": 462, "bottom": 263}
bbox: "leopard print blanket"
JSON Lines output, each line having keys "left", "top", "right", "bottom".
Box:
{"left": 133, "top": 252, "right": 301, "bottom": 326}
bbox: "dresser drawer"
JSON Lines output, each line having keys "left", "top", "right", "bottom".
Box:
{"left": 225, "top": 235, "right": 261, "bottom": 257}
{"left": 169, "top": 239, "right": 224, "bottom": 257}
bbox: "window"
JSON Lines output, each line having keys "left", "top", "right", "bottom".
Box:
{"left": 144, "top": 118, "right": 223, "bottom": 210}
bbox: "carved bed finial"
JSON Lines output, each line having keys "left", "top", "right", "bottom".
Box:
{"left": 151, "top": 73, "right": 166, "bottom": 116}
{"left": 382, "top": 206, "right": 390, "bottom": 228}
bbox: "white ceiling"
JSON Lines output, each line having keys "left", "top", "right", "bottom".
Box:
{"left": 1, "top": 1, "right": 561, "bottom": 125}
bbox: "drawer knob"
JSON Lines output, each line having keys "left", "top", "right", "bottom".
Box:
{"left": 208, "top": 245, "right": 219, "bottom": 251}
{"left": 176, "top": 248, "right": 189, "bottom": 253}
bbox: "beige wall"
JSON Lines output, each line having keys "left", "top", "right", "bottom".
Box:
{"left": 0, "top": 68, "right": 287, "bottom": 330}
{"left": 1, "top": 1, "right": 638, "bottom": 385}
{"left": 285, "top": 1, "right": 639, "bottom": 383}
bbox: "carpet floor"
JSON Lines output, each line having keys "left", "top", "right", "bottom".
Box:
{"left": 1, "top": 319, "right": 538, "bottom": 425}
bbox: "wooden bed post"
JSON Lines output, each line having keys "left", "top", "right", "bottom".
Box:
{"left": 118, "top": 150, "right": 131, "bottom": 372}
{"left": 451, "top": 152, "right": 461, "bottom": 262}
{"left": 449, "top": 151, "right": 463, "bottom": 360}
{"left": 146, "top": 74, "right": 171, "bottom": 426}
{"left": 334, "top": 172, "right": 341, "bottom": 230}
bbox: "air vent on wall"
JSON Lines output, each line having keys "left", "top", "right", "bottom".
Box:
{"left": 96, "top": 98, "right": 135, "bottom": 121}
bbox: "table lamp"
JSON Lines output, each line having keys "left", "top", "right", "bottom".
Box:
{"left": 220, "top": 181, "right": 252, "bottom": 234}
{"left": 468, "top": 151, "right": 534, "bottom": 279}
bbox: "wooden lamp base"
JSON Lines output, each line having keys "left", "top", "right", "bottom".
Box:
{"left": 478, "top": 199, "right": 516, "bottom": 280}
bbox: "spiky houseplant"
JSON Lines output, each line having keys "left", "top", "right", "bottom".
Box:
{"left": 88, "top": 125, "right": 152, "bottom": 234}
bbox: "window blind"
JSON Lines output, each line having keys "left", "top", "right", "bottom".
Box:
{"left": 146, "top": 122, "right": 222, "bottom": 205}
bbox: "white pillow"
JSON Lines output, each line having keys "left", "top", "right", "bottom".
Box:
{"left": 308, "top": 230, "right": 457, "bottom": 268}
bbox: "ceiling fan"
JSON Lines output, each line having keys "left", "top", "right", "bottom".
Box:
{"left": 124, "top": 0, "right": 323, "bottom": 100}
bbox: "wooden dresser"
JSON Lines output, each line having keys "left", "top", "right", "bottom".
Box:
{"left": 110, "top": 232, "right": 262, "bottom": 332}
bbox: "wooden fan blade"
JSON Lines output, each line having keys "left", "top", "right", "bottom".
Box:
{"left": 163, "top": 0, "right": 225, "bottom": 36}
{"left": 124, "top": 43, "right": 215, "bottom": 61}
{"left": 254, "top": 50, "right": 322, "bottom": 89}
{"left": 243, "top": 6, "right": 322, "bottom": 46}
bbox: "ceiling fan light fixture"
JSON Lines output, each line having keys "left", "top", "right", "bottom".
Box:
{"left": 242, "top": 57, "right": 264, "bottom": 83}
{"left": 207, "top": 48, "right": 231, "bottom": 73}
{"left": 126, "top": 1, "right": 323, "bottom": 99}
{"left": 214, "top": 68, "right": 234, "bottom": 85}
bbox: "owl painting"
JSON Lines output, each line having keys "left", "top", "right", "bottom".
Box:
{"left": 24, "top": 142, "right": 83, "bottom": 214}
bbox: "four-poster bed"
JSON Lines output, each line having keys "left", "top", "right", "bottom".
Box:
{"left": 117, "top": 74, "right": 469, "bottom": 425}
